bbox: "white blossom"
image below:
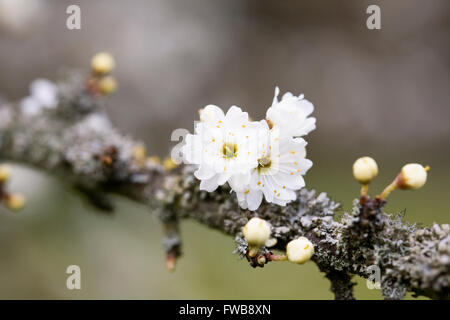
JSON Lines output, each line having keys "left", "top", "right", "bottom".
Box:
{"left": 266, "top": 86, "right": 316, "bottom": 138}
{"left": 181, "top": 105, "right": 261, "bottom": 193}
{"left": 236, "top": 121, "right": 312, "bottom": 210}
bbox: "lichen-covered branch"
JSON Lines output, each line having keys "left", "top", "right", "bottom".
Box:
{"left": 0, "top": 71, "right": 448, "bottom": 300}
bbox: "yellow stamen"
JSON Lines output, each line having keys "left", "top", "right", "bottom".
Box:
{"left": 222, "top": 143, "right": 237, "bottom": 159}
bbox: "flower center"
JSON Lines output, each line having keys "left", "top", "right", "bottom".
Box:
{"left": 222, "top": 143, "right": 238, "bottom": 159}
{"left": 257, "top": 156, "right": 272, "bottom": 173}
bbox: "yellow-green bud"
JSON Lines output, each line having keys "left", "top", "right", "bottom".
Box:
{"left": 286, "top": 237, "right": 314, "bottom": 264}
{"left": 147, "top": 156, "right": 161, "bottom": 166}
{"left": 98, "top": 76, "right": 117, "bottom": 95}
{"left": 257, "top": 255, "right": 266, "bottom": 265}
{"left": 0, "top": 165, "right": 11, "bottom": 183}
{"left": 265, "top": 238, "right": 277, "bottom": 248}
{"left": 353, "top": 156, "right": 378, "bottom": 184}
{"left": 397, "top": 163, "right": 428, "bottom": 190}
{"left": 6, "top": 193, "right": 26, "bottom": 211}
{"left": 91, "top": 52, "right": 115, "bottom": 75}
{"left": 243, "top": 217, "right": 271, "bottom": 247}
{"left": 163, "top": 157, "right": 178, "bottom": 171}
{"left": 248, "top": 247, "right": 259, "bottom": 258}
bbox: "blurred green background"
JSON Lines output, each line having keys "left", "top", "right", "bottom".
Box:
{"left": 0, "top": 0, "right": 449, "bottom": 299}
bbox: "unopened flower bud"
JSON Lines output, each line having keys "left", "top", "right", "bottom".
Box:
{"left": 6, "top": 193, "right": 26, "bottom": 211}
{"left": 265, "top": 238, "right": 277, "bottom": 248}
{"left": 396, "top": 163, "right": 429, "bottom": 190}
{"left": 98, "top": 76, "right": 117, "bottom": 95}
{"left": 257, "top": 255, "right": 266, "bottom": 265}
{"left": 132, "top": 145, "right": 147, "bottom": 165}
{"left": 163, "top": 157, "right": 178, "bottom": 171}
{"left": 353, "top": 156, "right": 378, "bottom": 184}
{"left": 0, "top": 165, "right": 11, "bottom": 182}
{"left": 243, "top": 217, "right": 271, "bottom": 247}
{"left": 248, "top": 247, "right": 259, "bottom": 258}
{"left": 91, "top": 52, "right": 115, "bottom": 75}
{"left": 148, "top": 156, "right": 161, "bottom": 166}
{"left": 286, "top": 237, "right": 314, "bottom": 264}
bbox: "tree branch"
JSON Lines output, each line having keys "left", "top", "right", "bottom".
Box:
{"left": 0, "top": 71, "right": 448, "bottom": 299}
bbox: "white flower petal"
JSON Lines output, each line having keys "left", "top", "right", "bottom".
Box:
{"left": 194, "top": 164, "right": 215, "bottom": 180}
{"left": 266, "top": 87, "right": 316, "bottom": 138}
{"left": 182, "top": 134, "right": 203, "bottom": 164}
{"left": 271, "top": 86, "right": 280, "bottom": 107}
{"left": 199, "top": 175, "right": 219, "bottom": 192}
{"left": 236, "top": 192, "right": 248, "bottom": 209}
{"left": 272, "top": 198, "right": 288, "bottom": 206}
{"left": 225, "top": 105, "right": 248, "bottom": 123}
{"left": 299, "top": 158, "right": 313, "bottom": 174}
{"left": 229, "top": 172, "right": 251, "bottom": 192}
{"left": 199, "top": 104, "right": 224, "bottom": 123}
{"left": 247, "top": 190, "right": 263, "bottom": 211}
{"left": 217, "top": 171, "right": 232, "bottom": 185}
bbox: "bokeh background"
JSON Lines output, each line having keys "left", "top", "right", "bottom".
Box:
{"left": 0, "top": 0, "right": 449, "bottom": 299}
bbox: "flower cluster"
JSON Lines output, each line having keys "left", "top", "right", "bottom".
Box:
{"left": 181, "top": 87, "right": 315, "bottom": 211}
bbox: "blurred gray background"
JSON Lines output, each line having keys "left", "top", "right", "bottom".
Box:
{"left": 0, "top": 0, "right": 449, "bottom": 299}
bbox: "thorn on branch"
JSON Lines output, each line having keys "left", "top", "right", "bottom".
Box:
{"left": 162, "top": 219, "right": 182, "bottom": 272}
